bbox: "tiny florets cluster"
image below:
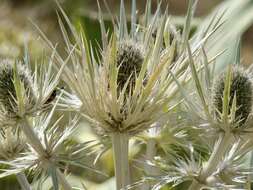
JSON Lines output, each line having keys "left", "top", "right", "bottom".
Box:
{"left": 0, "top": 59, "right": 37, "bottom": 119}
{"left": 116, "top": 40, "right": 144, "bottom": 92}
{"left": 212, "top": 66, "right": 253, "bottom": 125}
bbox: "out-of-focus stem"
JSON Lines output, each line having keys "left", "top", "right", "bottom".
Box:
{"left": 247, "top": 151, "right": 253, "bottom": 189}
{"left": 188, "top": 180, "right": 202, "bottom": 190}
{"left": 188, "top": 132, "right": 233, "bottom": 190}
{"left": 56, "top": 168, "right": 72, "bottom": 190}
{"left": 111, "top": 132, "right": 130, "bottom": 190}
{"left": 142, "top": 138, "right": 157, "bottom": 190}
{"left": 16, "top": 172, "right": 32, "bottom": 190}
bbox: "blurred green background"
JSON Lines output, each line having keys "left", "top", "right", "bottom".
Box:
{"left": 0, "top": 0, "right": 253, "bottom": 189}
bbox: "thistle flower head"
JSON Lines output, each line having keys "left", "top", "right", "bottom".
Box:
{"left": 50, "top": 1, "right": 177, "bottom": 136}
{"left": 43, "top": 0, "right": 209, "bottom": 137}
{"left": 0, "top": 59, "right": 37, "bottom": 120}
{"left": 0, "top": 48, "right": 65, "bottom": 126}
{"left": 212, "top": 65, "right": 253, "bottom": 125}
{"left": 116, "top": 40, "right": 144, "bottom": 92}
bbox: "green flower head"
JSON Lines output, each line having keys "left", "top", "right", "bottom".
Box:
{"left": 0, "top": 59, "right": 37, "bottom": 120}
{"left": 116, "top": 40, "right": 144, "bottom": 92}
{"left": 212, "top": 66, "right": 253, "bottom": 125}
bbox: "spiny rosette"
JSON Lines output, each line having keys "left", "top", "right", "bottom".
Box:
{"left": 0, "top": 59, "right": 37, "bottom": 121}
{"left": 212, "top": 65, "right": 253, "bottom": 125}
{"left": 53, "top": 3, "right": 173, "bottom": 136}
{"left": 116, "top": 40, "right": 144, "bottom": 93}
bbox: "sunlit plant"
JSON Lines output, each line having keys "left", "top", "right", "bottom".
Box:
{"left": 1, "top": 0, "right": 253, "bottom": 190}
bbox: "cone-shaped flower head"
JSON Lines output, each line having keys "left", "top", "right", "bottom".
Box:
{"left": 0, "top": 59, "right": 37, "bottom": 121}
{"left": 212, "top": 66, "right": 253, "bottom": 125}
{"left": 116, "top": 41, "right": 144, "bottom": 92}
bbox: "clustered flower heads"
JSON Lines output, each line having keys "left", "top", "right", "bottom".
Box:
{"left": 1, "top": 0, "right": 253, "bottom": 190}
{"left": 41, "top": 2, "right": 192, "bottom": 189}
{"left": 149, "top": 61, "right": 253, "bottom": 189}
{"left": 180, "top": 64, "right": 253, "bottom": 189}
{"left": 0, "top": 53, "right": 87, "bottom": 189}
{"left": 212, "top": 66, "right": 253, "bottom": 125}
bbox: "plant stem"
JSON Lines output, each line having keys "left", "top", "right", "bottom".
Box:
{"left": 16, "top": 172, "right": 32, "bottom": 190}
{"left": 247, "top": 151, "right": 253, "bottom": 189}
{"left": 111, "top": 132, "right": 130, "bottom": 190}
{"left": 20, "top": 117, "right": 72, "bottom": 190}
{"left": 188, "top": 132, "right": 233, "bottom": 190}
{"left": 142, "top": 138, "right": 157, "bottom": 190}
{"left": 56, "top": 168, "right": 72, "bottom": 190}
{"left": 188, "top": 180, "right": 202, "bottom": 190}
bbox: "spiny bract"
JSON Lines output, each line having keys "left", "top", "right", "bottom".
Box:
{"left": 0, "top": 59, "right": 36, "bottom": 118}
{"left": 116, "top": 40, "right": 144, "bottom": 92}
{"left": 212, "top": 65, "right": 253, "bottom": 125}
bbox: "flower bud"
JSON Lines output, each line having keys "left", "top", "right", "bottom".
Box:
{"left": 116, "top": 41, "right": 144, "bottom": 92}
{"left": 0, "top": 59, "right": 36, "bottom": 119}
{"left": 212, "top": 66, "right": 253, "bottom": 125}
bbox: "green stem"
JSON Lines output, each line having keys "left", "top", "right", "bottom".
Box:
{"left": 111, "top": 132, "right": 130, "bottom": 190}
{"left": 16, "top": 172, "right": 32, "bottom": 190}
{"left": 188, "top": 132, "right": 233, "bottom": 190}
{"left": 56, "top": 168, "right": 72, "bottom": 190}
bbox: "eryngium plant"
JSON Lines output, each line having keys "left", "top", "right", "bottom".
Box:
{"left": 130, "top": 0, "right": 253, "bottom": 188}
{"left": 145, "top": 62, "right": 253, "bottom": 190}
{"left": 0, "top": 53, "right": 104, "bottom": 190}
{"left": 0, "top": 56, "right": 72, "bottom": 190}
{"left": 187, "top": 64, "right": 253, "bottom": 190}
{"left": 2, "top": 0, "right": 253, "bottom": 190}
{"left": 0, "top": 50, "right": 104, "bottom": 190}
{"left": 0, "top": 55, "right": 65, "bottom": 126}
{"left": 39, "top": 1, "right": 182, "bottom": 189}
{"left": 36, "top": 0, "right": 253, "bottom": 189}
